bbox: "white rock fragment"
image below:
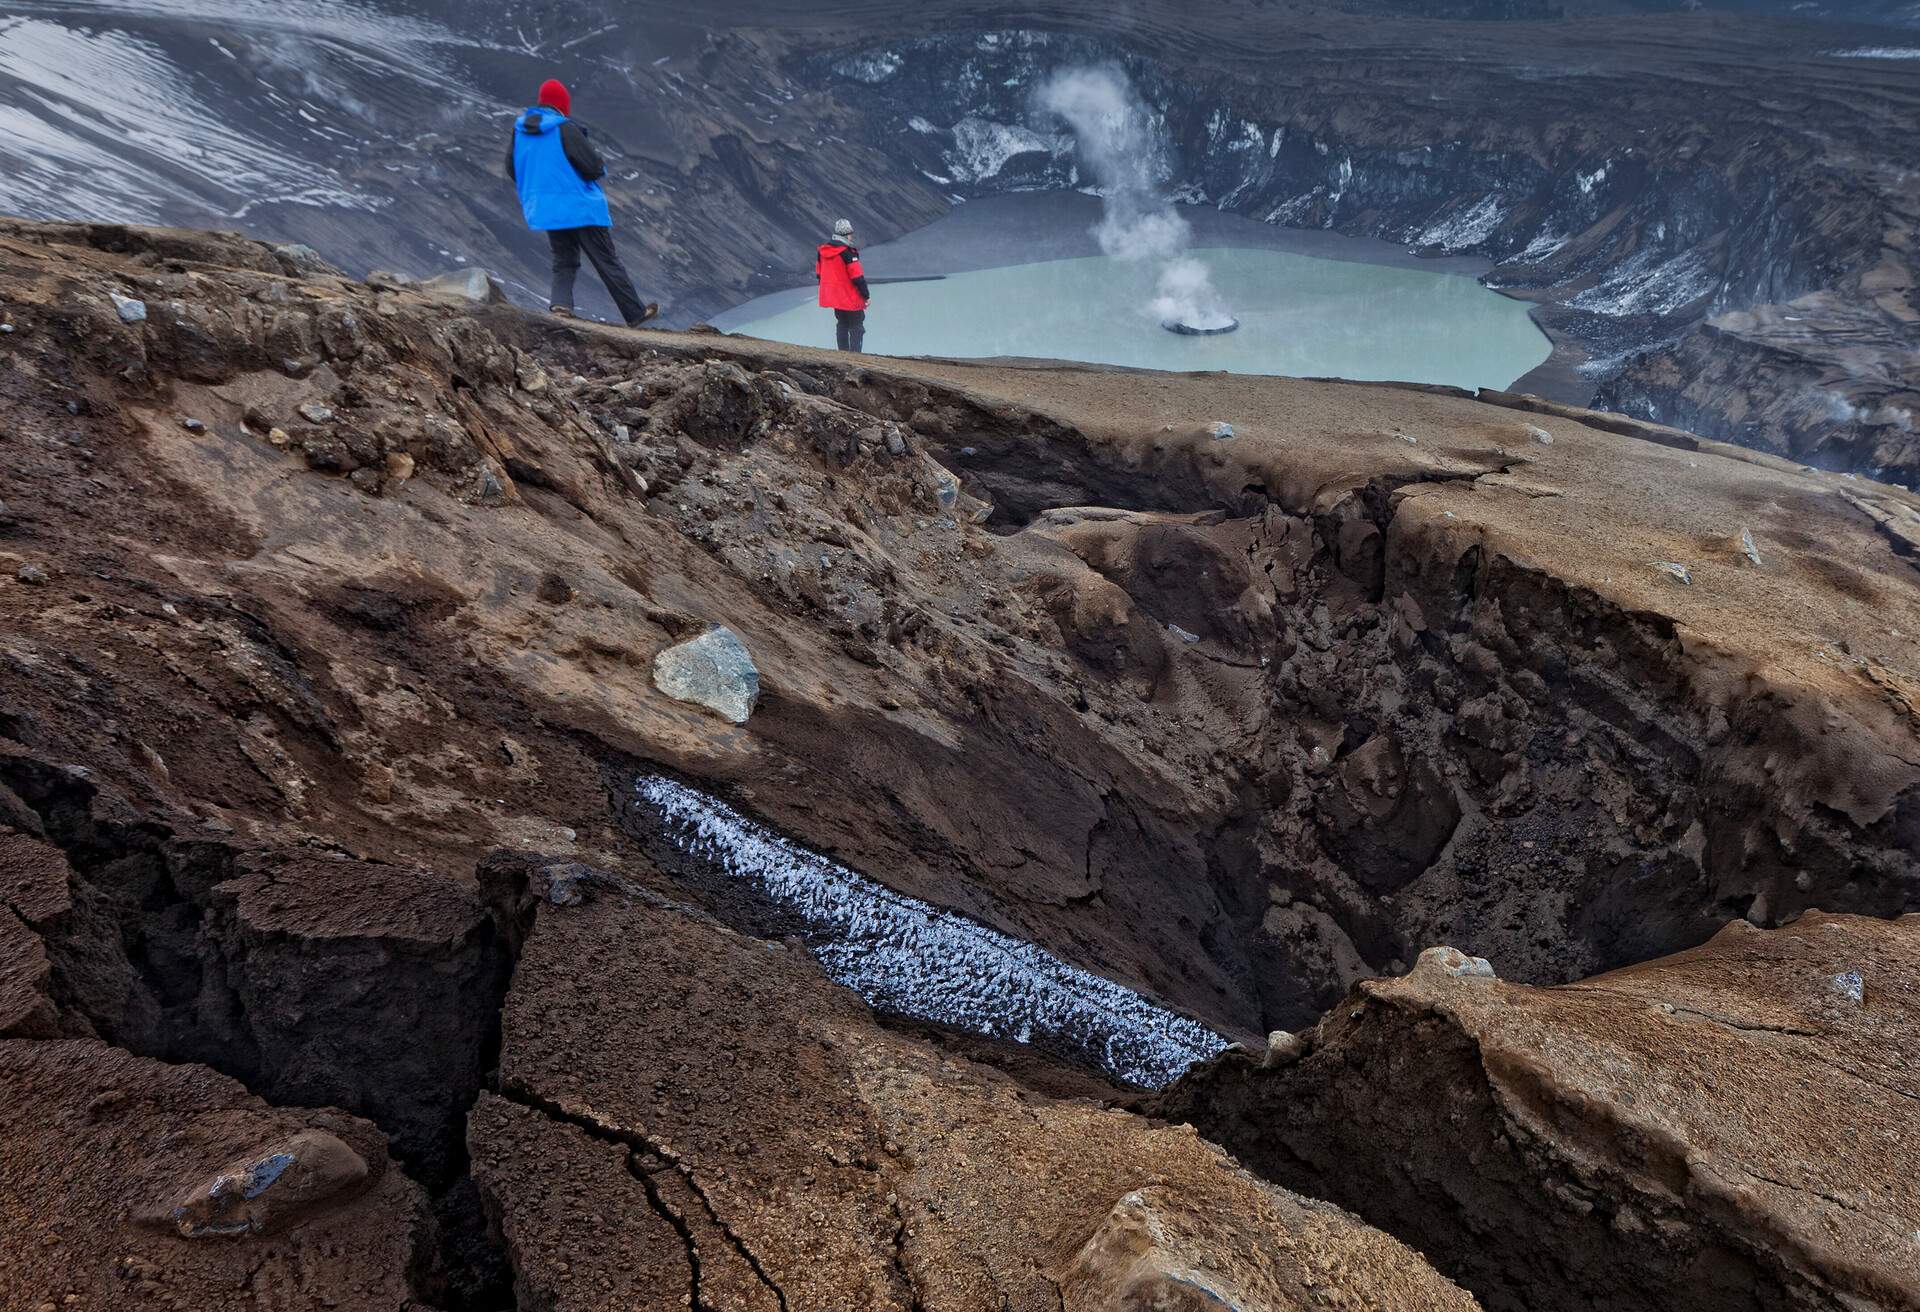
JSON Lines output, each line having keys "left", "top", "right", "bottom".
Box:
{"left": 111, "top": 291, "right": 148, "bottom": 323}
{"left": 1396, "top": 431, "right": 1419, "bottom": 445}
{"left": 1653, "top": 561, "right": 1693, "bottom": 585}
{"left": 418, "top": 267, "right": 504, "bottom": 305}
{"left": 1208, "top": 422, "right": 1236, "bottom": 440}
{"left": 652, "top": 626, "right": 760, "bottom": 724}
{"left": 1167, "top": 623, "right": 1201, "bottom": 644}
{"left": 1412, "top": 945, "right": 1498, "bottom": 981}
{"left": 632, "top": 776, "right": 1228, "bottom": 1087}
{"left": 1739, "top": 527, "right": 1763, "bottom": 566}
{"left": 1832, "top": 970, "right": 1865, "bottom": 1004}
{"left": 1527, "top": 425, "right": 1554, "bottom": 445}
{"left": 1263, "top": 1030, "right": 1306, "bottom": 1068}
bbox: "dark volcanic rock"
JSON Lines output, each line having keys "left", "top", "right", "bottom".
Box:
{"left": 817, "top": 16, "right": 1920, "bottom": 479}
{"left": 2, "top": 762, "right": 515, "bottom": 1184}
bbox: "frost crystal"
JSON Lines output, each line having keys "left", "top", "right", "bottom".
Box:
{"left": 632, "top": 776, "right": 1229, "bottom": 1087}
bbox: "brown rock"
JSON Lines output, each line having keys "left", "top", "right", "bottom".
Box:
{"left": 142, "top": 1128, "right": 370, "bottom": 1238}
{"left": 1158, "top": 913, "right": 1920, "bottom": 1312}
{"left": 472, "top": 884, "right": 1479, "bottom": 1311}
{"left": 0, "top": 1040, "right": 424, "bottom": 1309}
{"left": 0, "top": 908, "right": 57, "bottom": 1038}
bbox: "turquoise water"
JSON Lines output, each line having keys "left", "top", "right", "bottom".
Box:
{"left": 721, "top": 246, "right": 1551, "bottom": 390}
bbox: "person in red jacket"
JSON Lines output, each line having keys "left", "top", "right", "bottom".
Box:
{"left": 816, "top": 219, "right": 870, "bottom": 352}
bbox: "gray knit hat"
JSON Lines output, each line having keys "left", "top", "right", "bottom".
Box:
{"left": 833, "top": 218, "right": 855, "bottom": 240}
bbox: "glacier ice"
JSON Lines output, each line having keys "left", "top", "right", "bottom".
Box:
{"left": 632, "top": 775, "right": 1230, "bottom": 1088}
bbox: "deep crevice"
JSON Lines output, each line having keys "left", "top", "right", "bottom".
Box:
{"left": 494, "top": 1079, "right": 794, "bottom": 1312}
{"left": 0, "top": 757, "right": 523, "bottom": 1312}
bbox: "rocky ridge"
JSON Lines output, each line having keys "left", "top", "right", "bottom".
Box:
{"left": 0, "top": 218, "right": 1914, "bottom": 1308}
{"left": 1156, "top": 912, "right": 1920, "bottom": 1312}
{"left": 5, "top": 3, "right": 1917, "bottom": 479}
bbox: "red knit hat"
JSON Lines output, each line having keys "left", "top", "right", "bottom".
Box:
{"left": 537, "top": 79, "right": 570, "bottom": 116}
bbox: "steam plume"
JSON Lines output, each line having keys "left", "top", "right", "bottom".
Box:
{"left": 1037, "top": 66, "right": 1232, "bottom": 330}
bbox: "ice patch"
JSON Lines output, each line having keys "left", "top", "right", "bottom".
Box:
{"left": 944, "top": 116, "right": 1054, "bottom": 183}
{"left": 1576, "top": 163, "right": 1610, "bottom": 195}
{"left": 908, "top": 116, "right": 936, "bottom": 134}
{"left": 1827, "top": 47, "right": 1920, "bottom": 58}
{"left": 632, "top": 775, "right": 1230, "bottom": 1088}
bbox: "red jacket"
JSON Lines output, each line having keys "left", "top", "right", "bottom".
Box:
{"left": 816, "top": 242, "right": 869, "bottom": 311}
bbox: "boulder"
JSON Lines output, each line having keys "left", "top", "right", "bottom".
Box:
{"left": 652, "top": 625, "right": 760, "bottom": 724}
{"left": 147, "top": 1129, "right": 370, "bottom": 1238}
{"left": 271, "top": 243, "right": 339, "bottom": 278}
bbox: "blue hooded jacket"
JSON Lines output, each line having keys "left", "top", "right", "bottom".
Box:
{"left": 511, "top": 108, "right": 612, "bottom": 231}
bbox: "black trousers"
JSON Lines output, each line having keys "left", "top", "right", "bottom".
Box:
{"left": 548, "top": 226, "right": 648, "bottom": 326}
{"left": 834, "top": 309, "right": 866, "bottom": 353}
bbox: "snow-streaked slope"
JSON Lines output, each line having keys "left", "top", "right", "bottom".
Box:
{"left": 632, "top": 775, "right": 1231, "bottom": 1088}
{"left": 0, "top": 2, "right": 494, "bottom": 224}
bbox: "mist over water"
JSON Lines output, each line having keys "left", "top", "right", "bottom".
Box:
{"left": 1036, "top": 66, "right": 1234, "bottom": 331}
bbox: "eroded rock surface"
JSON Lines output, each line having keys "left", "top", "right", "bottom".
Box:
{"left": 0, "top": 216, "right": 1914, "bottom": 1307}
{"left": 471, "top": 866, "right": 1482, "bottom": 1311}
{"left": 1156, "top": 912, "right": 1920, "bottom": 1312}
{"left": 0, "top": 1039, "right": 424, "bottom": 1310}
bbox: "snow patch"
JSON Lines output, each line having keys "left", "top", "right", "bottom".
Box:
{"left": 1827, "top": 46, "right": 1920, "bottom": 58}
{"left": 1571, "top": 246, "right": 1717, "bottom": 317}
{"left": 1417, "top": 193, "right": 1506, "bottom": 251}
{"left": 835, "top": 50, "right": 903, "bottom": 83}
{"left": 1517, "top": 231, "right": 1568, "bottom": 261}
{"left": 632, "top": 775, "right": 1230, "bottom": 1088}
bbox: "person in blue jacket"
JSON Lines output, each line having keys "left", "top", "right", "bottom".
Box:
{"left": 504, "top": 79, "right": 658, "bottom": 327}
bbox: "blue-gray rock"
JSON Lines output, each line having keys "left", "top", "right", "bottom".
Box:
{"left": 653, "top": 626, "right": 760, "bottom": 724}
{"left": 1209, "top": 421, "right": 1236, "bottom": 440}
{"left": 272, "top": 243, "right": 339, "bottom": 278}
{"left": 922, "top": 457, "right": 963, "bottom": 512}
{"left": 1412, "top": 945, "right": 1497, "bottom": 981}
{"left": 111, "top": 292, "right": 147, "bottom": 323}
